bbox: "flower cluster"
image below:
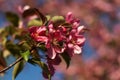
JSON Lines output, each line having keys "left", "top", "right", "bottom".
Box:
{"left": 29, "top": 12, "right": 85, "bottom": 59}
{"left": 29, "top": 12, "right": 86, "bottom": 78}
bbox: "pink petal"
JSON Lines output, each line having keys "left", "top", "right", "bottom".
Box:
{"left": 54, "top": 45, "right": 65, "bottom": 53}
{"left": 68, "top": 43, "right": 74, "bottom": 48}
{"left": 66, "top": 12, "right": 73, "bottom": 23}
{"left": 74, "top": 45, "right": 82, "bottom": 54}
{"left": 48, "top": 24, "right": 54, "bottom": 33}
{"left": 77, "top": 36, "right": 86, "bottom": 45}
{"left": 47, "top": 46, "right": 57, "bottom": 59}
{"left": 36, "top": 26, "right": 46, "bottom": 33}
{"left": 52, "top": 55, "right": 61, "bottom": 65}
{"left": 29, "top": 26, "right": 38, "bottom": 33}
{"left": 77, "top": 25, "right": 84, "bottom": 33}
{"left": 36, "top": 36, "right": 48, "bottom": 43}
{"left": 66, "top": 43, "right": 74, "bottom": 57}
{"left": 73, "top": 22, "right": 80, "bottom": 28}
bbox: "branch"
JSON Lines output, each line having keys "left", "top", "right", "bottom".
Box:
{"left": 0, "top": 57, "right": 23, "bottom": 73}
{"left": 0, "top": 46, "right": 36, "bottom": 73}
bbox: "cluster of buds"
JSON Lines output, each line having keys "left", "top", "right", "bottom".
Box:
{"left": 29, "top": 12, "right": 86, "bottom": 78}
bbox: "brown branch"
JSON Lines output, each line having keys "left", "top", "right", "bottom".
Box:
{"left": 0, "top": 57, "right": 23, "bottom": 73}
{"left": 0, "top": 46, "right": 36, "bottom": 73}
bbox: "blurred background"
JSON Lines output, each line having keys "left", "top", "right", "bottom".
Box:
{"left": 0, "top": 0, "right": 120, "bottom": 80}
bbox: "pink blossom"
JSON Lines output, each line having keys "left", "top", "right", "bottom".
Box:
{"left": 66, "top": 12, "right": 80, "bottom": 28}
{"left": 29, "top": 12, "right": 86, "bottom": 59}
{"left": 65, "top": 13, "right": 85, "bottom": 56}
{"left": 66, "top": 25, "right": 85, "bottom": 56}
{"left": 29, "top": 26, "right": 48, "bottom": 43}
{"left": 46, "top": 24, "right": 66, "bottom": 59}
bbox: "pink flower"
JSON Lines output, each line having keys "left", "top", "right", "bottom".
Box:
{"left": 46, "top": 24, "right": 66, "bottom": 59}
{"left": 66, "top": 25, "right": 85, "bottom": 56}
{"left": 65, "top": 13, "right": 85, "bottom": 56}
{"left": 29, "top": 24, "right": 66, "bottom": 59}
{"left": 29, "top": 26, "right": 48, "bottom": 43}
{"left": 29, "top": 12, "right": 86, "bottom": 59}
{"left": 66, "top": 12, "right": 80, "bottom": 28}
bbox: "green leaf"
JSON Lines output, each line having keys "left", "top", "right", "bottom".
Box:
{"left": 46, "top": 15, "right": 51, "bottom": 21}
{"left": 30, "top": 58, "right": 51, "bottom": 80}
{"left": 20, "top": 50, "right": 30, "bottom": 61}
{"left": 51, "top": 16, "right": 64, "bottom": 22}
{"left": 61, "top": 23, "right": 72, "bottom": 28}
{"left": 6, "top": 12, "right": 19, "bottom": 27}
{"left": 2, "top": 37, "right": 7, "bottom": 46}
{"left": 51, "top": 16, "right": 65, "bottom": 27}
{"left": 28, "top": 59, "right": 37, "bottom": 66}
{"left": 6, "top": 41, "right": 20, "bottom": 56}
{"left": 19, "top": 41, "right": 31, "bottom": 51}
{"left": 28, "top": 19, "right": 42, "bottom": 27}
{"left": 61, "top": 52, "right": 71, "bottom": 68}
{"left": 12, "top": 61, "right": 24, "bottom": 80}
{"left": 31, "top": 59, "right": 49, "bottom": 72}
{"left": 37, "top": 43, "right": 47, "bottom": 51}
{"left": 37, "top": 61, "right": 51, "bottom": 80}
{"left": 5, "top": 26, "right": 16, "bottom": 35}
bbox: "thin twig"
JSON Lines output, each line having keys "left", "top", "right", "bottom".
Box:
{"left": 0, "top": 46, "right": 35, "bottom": 73}
{"left": 0, "top": 57, "right": 23, "bottom": 73}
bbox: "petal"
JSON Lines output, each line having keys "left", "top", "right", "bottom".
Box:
{"left": 36, "top": 36, "right": 48, "bottom": 43}
{"left": 54, "top": 45, "right": 65, "bottom": 53}
{"left": 73, "top": 22, "right": 80, "bottom": 28}
{"left": 66, "top": 12, "right": 73, "bottom": 23}
{"left": 48, "top": 24, "right": 54, "bottom": 33}
{"left": 52, "top": 55, "right": 61, "bottom": 65}
{"left": 37, "top": 26, "right": 46, "bottom": 33}
{"left": 66, "top": 44, "right": 74, "bottom": 57}
{"left": 68, "top": 43, "right": 73, "bottom": 48}
{"left": 77, "top": 25, "right": 84, "bottom": 33}
{"left": 68, "top": 35, "right": 72, "bottom": 41}
{"left": 66, "top": 12, "right": 72, "bottom": 20}
{"left": 74, "top": 45, "right": 82, "bottom": 54}
{"left": 29, "top": 26, "right": 38, "bottom": 33}
{"left": 47, "top": 46, "right": 57, "bottom": 59}
{"left": 76, "top": 36, "right": 86, "bottom": 45}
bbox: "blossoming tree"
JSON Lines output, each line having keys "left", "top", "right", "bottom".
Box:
{"left": 0, "top": 8, "right": 86, "bottom": 80}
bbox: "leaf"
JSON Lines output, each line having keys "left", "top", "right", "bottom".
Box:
{"left": 37, "top": 43, "right": 47, "bottom": 51}
{"left": 27, "top": 59, "right": 37, "bottom": 66}
{"left": 37, "top": 62, "right": 52, "bottom": 80}
{"left": 51, "top": 16, "right": 64, "bottom": 22}
{"left": 61, "top": 52, "right": 71, "bottom": 68}
{"left": 22, "top": 8, "right": 47, "bottom": 24}
{"left": 6, "top": 12, "right": 19, "bottom": 27}
{"left": 61, "top": 23, "right": 72, "bottom": 28}
{"left": 30, "top": 58, "right": 51, "bottom": 80}
{"left": 28, "top": 19, "right": 42, "bottom": 27}
{"left": 19, "top": 41, "right": 31, "bottom": 51}
{"left": 5, "top": 26, "right": 16, "bottom": 35}
{"left": 20, "top": 50, "right": 30, "bottom": 61}
{"left": 3, "top": 49, "right": 11, "bottom": 58}
{"left": 12, "top": 61, "right": 24, "bottom": 80}
{"left": 31, "top": 59, "right": 49, "bottom": 72}
{"left": 0, "top": 28, "right": 4, "bottom": 34}
{"left": 51, "top": 16, "right": 65, "bottom": 27}
{"left": 1, "top": 37, "right": 7, "bottom": 46}
{"left": 6, "top": 41, "right": 20, "bottom": 56}
{"left": 46, "top": 15, "right": 51, "bottom": 21}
